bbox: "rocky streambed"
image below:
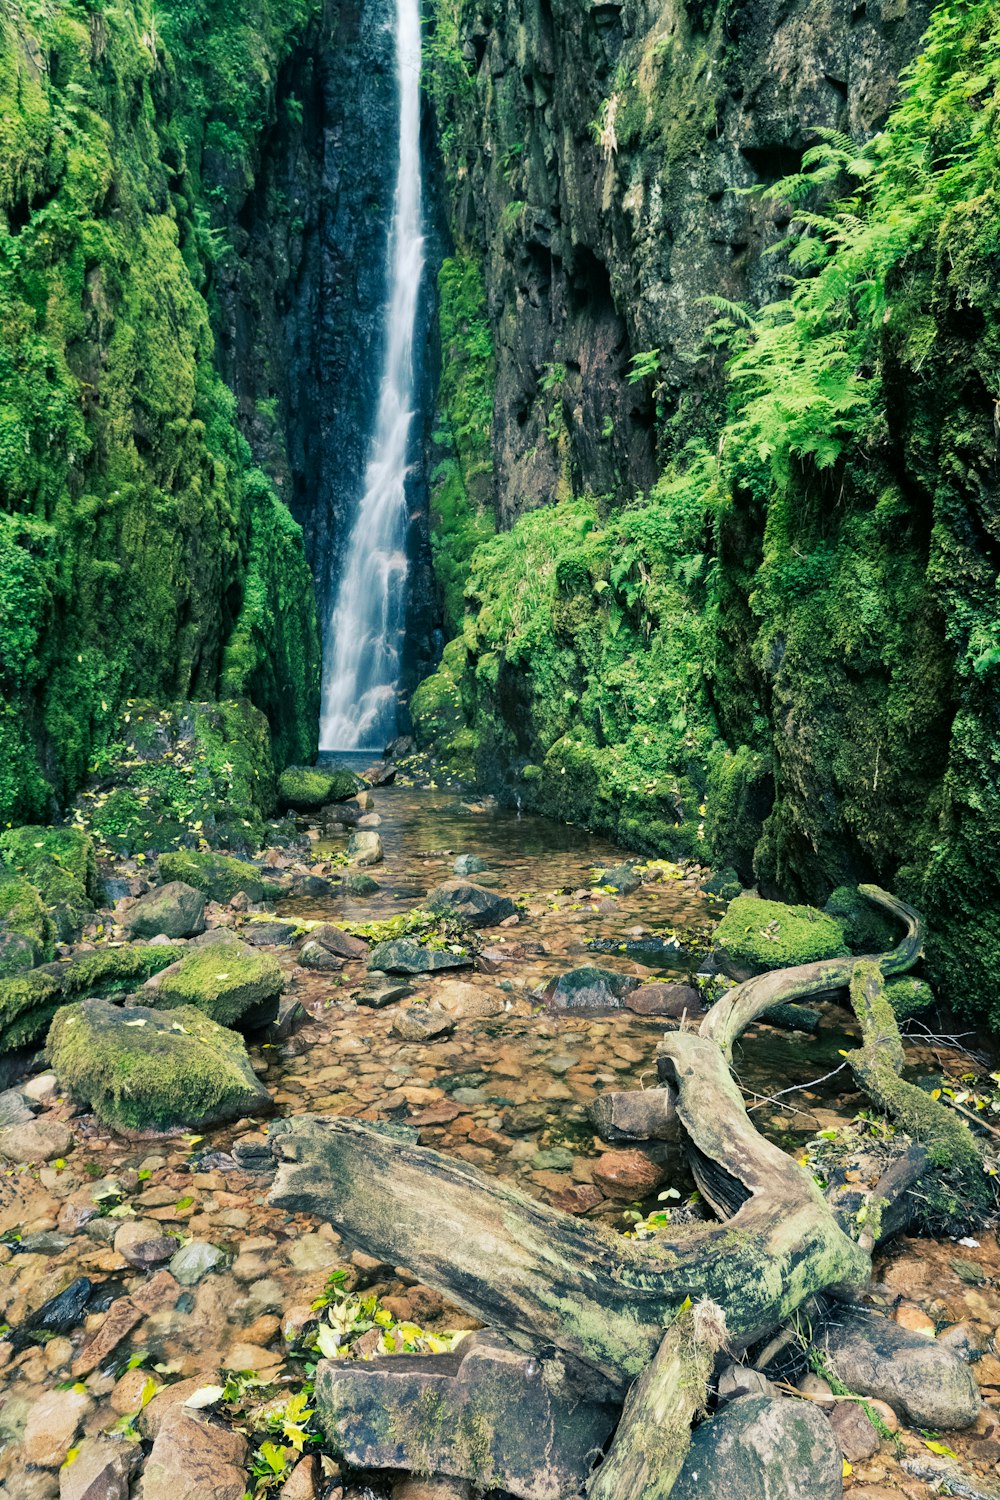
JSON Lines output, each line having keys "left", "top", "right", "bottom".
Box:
{"left": 0, "top": 768, "right": 999, "bottom": 1500}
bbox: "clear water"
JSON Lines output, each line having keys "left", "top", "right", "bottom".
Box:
{"left": 319, "top": 0, "right": 424, "bottom": 752}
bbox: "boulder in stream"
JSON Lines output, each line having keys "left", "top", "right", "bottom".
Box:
{"left": 818, "top": 1306, "right": 981, "bottom": 1429}
{"left": 670, "top": 1394, "right": 842, "bottom": 1500}
{"left": 427, "top": 879, "right": 517, "bottom": 928}
{"left": 157, "top": 849, "right": 270, "bottom": 904}
{"left": 541, "top": 967, "right": 640, "bottom": 1012}
{"left": 278, "top": 764, "right": 360, "bottom": 810}
{"left": 313, "top": 1331, "right": 615, "bottom": 1500}
{"left": 348, "top": 830, "right": 384, "bottom": 867}
{"left": 47, "top": 998, "right": 270, "bottom": 1131}
{"left": 368, "top": 939, "right": 472, "bottom": 975}
{"left": 122, "top": 881, "right": 206, "bottom": 939}
{"left": 142, "top": 937, "right": 284, "bottom": 1028}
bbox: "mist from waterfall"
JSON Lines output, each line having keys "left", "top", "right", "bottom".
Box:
{"left": 319, "top": 0, "right": 424, "bottom": 751}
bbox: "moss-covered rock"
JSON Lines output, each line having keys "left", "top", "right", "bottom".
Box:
{"left": 0, "top": 874, "right": 53, "bottom": 978}
{"left": 823, "top": 886, "right": 901, "bottom": 955}
{"left": 885, "top": 975, "right": 935, "bottom": 1021}
{"left": 0, "top": 826, "right": 98, "bottom": 941}
{"left": 122, "top": 883, "right": 206, "bottom": 940}
{"left": 143, "top": 939, "right": 284, "bottom": 1028}
{"left": 47, "top": 998, "right": 270, "bottom": 1131}
{"left": 277, "top": 765, "right": 361, "bottom": 811}
{"left": 713, "top": 896, "right": 849, "bottom": 980}
{"left": 157, "top": 850, "right": 269, "bottom": 904}
{"left": 73, "top": 702, "right": 276, "bottom": 856}
{"left": 0, "top": 943, "right": 184, "bottom": 1054}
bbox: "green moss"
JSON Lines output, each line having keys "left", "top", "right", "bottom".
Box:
{"left": 823, "top": 886, "right": 901, "bottom": 956}
{"left": 146, "top": 938, "right": 283, "bottom": 1027}
{"left": 884, "top": 975, "right": 935, "bottom": 1021}
{"left": 157, "top": 848, "right": 268, "bottom": 903}
{"left": 72, "top": 700, "right": 275, "bottom": 855}
{"left": 46, "top": 997, "right": 269, "bottom": 1131}
{"left": 429, "top": 255, "right": 496, "bottom": 634}
{"left": 277, "top": 765, "right": 360, "bottom": 811}
{"left": 0, "top": 0, "right": 320, "bottom": 827}
{"left": 0, "top": 824, "right": 98, "bottom": 940}
{"left": 0, "top": 874, "right": 53, "bottom": 977}
{"left": 0, "top": 942, "right": 182, "bottom": 1053}
{"left": 713, "top": 895, "right": 849, "bottom": 977}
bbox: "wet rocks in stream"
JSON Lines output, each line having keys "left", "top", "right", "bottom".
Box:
{"left": 540, "top": 966, "right": 640, "bottom": 1011}
{"left": 426, "top": 880, "right": 518, "bottom": 929}
{"left": 142, "top": 938, "right": 284, "bottom": 1028}
{"left": 369, "top": 940, "right": 472, "bottom": 976}
{"left": 121, "top": 881, "right": 206, "bottom": 940}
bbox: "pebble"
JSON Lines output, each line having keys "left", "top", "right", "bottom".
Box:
{"left": 591, "top": 1148, "right": 666, "bottom": 1199}
{"left": 169, "top": 1241, "right": 227, "bottom": 1286}
{"left": 0, "top": 1119, "right": 73, "bottom": 1164}
{"left": 23, "top": 1388, "right": 92, "bottom": 1466}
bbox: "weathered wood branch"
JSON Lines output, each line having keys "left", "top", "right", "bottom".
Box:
{"left": 587, "top": 1302, "right": 728, "bottom": 1500}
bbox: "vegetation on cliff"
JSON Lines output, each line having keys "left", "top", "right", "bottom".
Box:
{"left": 419, "top": 0, "right": 1000, "bottom": 1022}
{"left": 0, "top": 0, "right": 321, "bottom": 828}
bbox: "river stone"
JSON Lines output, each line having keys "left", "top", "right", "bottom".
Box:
{"left": 0, "top": 1084, "right": 37, "bottom": 1129}
{"left": 587, "top": 1088, "right": 680, "bottom": 1143}
{"left": 818, "top": 1307, "right": 981, "bottom": 1428}
{"left": 426, "top": 880, "right": 517, "bottom": 929}
{"left": 279, "top": 765, "right": 360, "bottom": 811}
{"left": 391, "top": 1005, "right": 455, "bottom": 1042}
{"left": 591, "top": 1148, "right": 666, "bottom": 1199}
{"left": 368, "top": 939, "right": 472, "bottom": 975}
{"left": 542, "top": 967, "right": 640, "bottom": 1011}
{"left": 141, "top": 1406, "right": 248, "bottom": 1500}
{"left": 314, "top": 1331, "right": 615, "bottom": 1500}
{"left": 157, "top": 849, "right": 267, "bottom": 904}
{"left": 671, "top": 1394, "right": 842, "bottom": 1500}
{"left": 122, "top": 882, "right": 206, "bottom": 940}
{"left": 58, "top": 1435, "right": 139, "bottom": 1500}
{"left": 47, "top": 998, "right": 270, "bottom": 1131}
{"left": 594, "top": 863, "right": 642, "bottom": 894}
{"left": 297, "top": 940, "right": 344, "bottom": 972}
{"left": 308, "top": 922, "right": 368, "bottom": 959}
{"left": 453, "top": 854, "right": 489, "bottom": 876}
{"left": 241, "top": 920, "right": 300, "bottom": 947}
{"left": 169, "top": 1241, "right": 227, "bottom": 1286}
{"left": 23, "top": 1387, "right": 92, "bottom": 1467}
{"left": 113, "top": 1218, "right": 176, "bottom": 1269}
{"left": 142, "top": 938, "right": 284, "bottom": 1028}
{"left": 348, "top": 830, "right": 384, "bottom": 867}
{"left": 0, "top": 1116, "right": 72, "bottom": 1163}
{"left": 345, "top": 872, "right": 380, "bottom": 895}
{"left": 625, "top": 982, "right": 699, "bottom": 1017}
{"left": 355, "top": 979, "right": 415, "bottom": 1008}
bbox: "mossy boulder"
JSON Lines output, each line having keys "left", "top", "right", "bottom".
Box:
{"left": 713, "top": 896, "right": 849, "bottom": 980}
{"left": 823, "top": 885, "right": 900, "bottom": 954}
{"left": 426, "top": 880, "right": 517, "bottom": 928}
{"left": 122, "top": 883, "right": 206, "bottom": 940}
{"left": 47, "top": 999, "right": 270, "bottom": 1131}
{"left": 71, "top": 701, "right": 276, "bottom": 856}
{"left": 143, "top": 938, "right": 284, "bottom": 1028}
{"left": 885, "top": 975, "right": 935, "bottom": 1021}
{"left": 157, "top": 850, "right": 269, "bottom": 905}
{"left": 368, "top": 940, "right": 472, "bottom": 975}
{"left": 278, "top": 765, "right": 361, "bottom": 811}
{"left": 0, "top": 826, "right": 98, "bottom": 942}
{"left": 0, "top": 944, "right": 184, "bottom": 1054}
{"left": 0, "top": 874, "right": 53, "bottom": 978}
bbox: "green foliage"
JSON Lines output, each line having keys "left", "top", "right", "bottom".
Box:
{"left": 0, "top": 0, "right": 320, "bottom": 826}
{"left": 429, "top": 254, "right": 496, "bottom": 633}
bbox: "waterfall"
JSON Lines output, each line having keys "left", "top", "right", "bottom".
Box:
{"left": 319, "top": 0, "right": 424, "bottom": 751}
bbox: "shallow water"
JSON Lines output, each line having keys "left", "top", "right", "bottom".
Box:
{"left": 0, "top": 781, "right": 997, "bottom": 1498}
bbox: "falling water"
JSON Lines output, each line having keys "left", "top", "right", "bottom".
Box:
{"left": 319, "top": 0, "right": 424, "bottom": 750}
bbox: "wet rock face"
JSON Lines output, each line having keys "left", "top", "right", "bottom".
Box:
{"left": 438, "top": 0, "right": 933, "bottom": 515}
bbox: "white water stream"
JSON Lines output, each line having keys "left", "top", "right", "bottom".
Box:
{"left": 319, "top": 0, "right": 424, "bottom": 750}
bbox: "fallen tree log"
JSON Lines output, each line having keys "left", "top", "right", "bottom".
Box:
{"left": 586, "top": 1301, "right": 727, "bottom": 1500}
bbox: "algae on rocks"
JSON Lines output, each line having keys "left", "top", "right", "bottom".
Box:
{"left": 156, "top": 850, "right": 271, "bottom": 905}
{"left": 143, "top": 939, "right": 284, "bottom": 1028}
{"left": 0, "top": 945, "right": 184, "bottom": 1055}
{"left": 713, "top": 897, "right": 849, "bottom": 980}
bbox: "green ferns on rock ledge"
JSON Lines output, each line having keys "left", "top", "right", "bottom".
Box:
{"left": 0, "top": 0, "right": 320, "bottom": 826}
